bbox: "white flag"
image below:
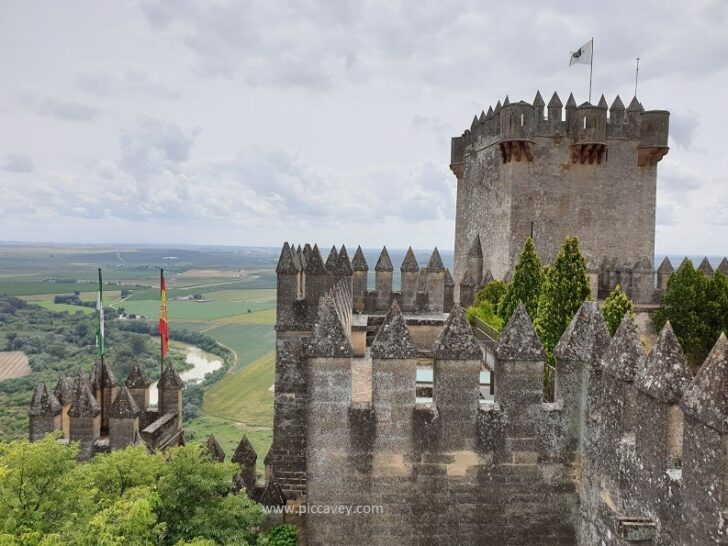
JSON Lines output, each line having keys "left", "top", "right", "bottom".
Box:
{"left": 569, "top": 40, "right": 593, "bottom": 66}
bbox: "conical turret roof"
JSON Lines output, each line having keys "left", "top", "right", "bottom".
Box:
{"left": 109, "top": 386, "right": 140, "bottom": 418}
{"left": 371, "top": 301, "right": 419, "bottom": 359}
{"left": 29, "top": 383, "right": 62, "bottom": 416}
{"left": 351, "top": 246, "right": 369, "bottom": 272}
{"left": 125, "top": 363, "right": 152, "bottom": 389}
{"left": 401, "top": 247, "right": 420, "bottom": 272}
{"left": 427, "top": 248, "right": 445, "bottom": 272}
{"left": 432, "top": 305, "right": 482, "bottom": 360}
{"left": 158, "top": 363, "right": 184, "bottom": 390}
{"left": 375, "top": 247, "right": 394, "bottom": 272}
{"left": 68, "top": 383, "right": 101, "bottom": 417}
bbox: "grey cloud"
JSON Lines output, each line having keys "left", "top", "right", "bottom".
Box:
{"left": 669, "top": 111, "right": 699, "bottom": 150}
{"left": 656, "top": 204, "right": 676, "bottom": 226}
{"left": 2, "top": 154, "right": 34, "bottom": 173}
{"left": 34, "top": 97, "right": 98, "bottom": 122}
{"left": 74, "top": 69, "right": 181, "bottom": 100}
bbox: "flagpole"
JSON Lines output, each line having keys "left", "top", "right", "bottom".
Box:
{"left": 160, "top": 268, "right": 164, "bottom": 377}
{"left": 634, "top": 57, "right": 640, "bottom": 97}
{"left": 588, "top": 37, "right": 594, "bottom": 103}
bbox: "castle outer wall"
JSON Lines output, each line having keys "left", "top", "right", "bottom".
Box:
{"left": 451, "top": 93, "right": 669, "bottom": 303}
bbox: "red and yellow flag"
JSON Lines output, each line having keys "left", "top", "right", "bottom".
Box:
{"left": 159, "top": 269, "right": 169, "bottom": 362}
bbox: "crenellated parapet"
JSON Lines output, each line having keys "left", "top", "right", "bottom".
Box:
{"left": 451, "top": 90, "right": 669, "bottom": 172}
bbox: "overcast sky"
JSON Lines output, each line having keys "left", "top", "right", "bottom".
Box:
{"left": 1, "top": 1, "right": 727, "bottom": 253}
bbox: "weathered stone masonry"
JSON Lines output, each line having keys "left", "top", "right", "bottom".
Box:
{"left": 270, "top": 241, "right": 728, "bottom": 545}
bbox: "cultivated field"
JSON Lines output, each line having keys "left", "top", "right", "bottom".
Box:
{"left": 0, "top": 352, "right": 31, "bottom": 381}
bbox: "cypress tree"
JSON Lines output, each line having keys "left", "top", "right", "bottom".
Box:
{"left": 534, "top": 236, "right": 591, "bottom": 359}
{"left": 603, "top": 284, "right": 634, "bottom": 336}
{"left": 498, "top": 237, "right": 543, "bottom": 323}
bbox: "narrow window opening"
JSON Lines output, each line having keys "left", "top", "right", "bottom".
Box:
{"left": 583, "top": 116, "right": 587, "bottom": 129}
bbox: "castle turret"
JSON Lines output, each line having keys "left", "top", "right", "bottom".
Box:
{"left": 635, "top": 322, "right": 692, "bottom": 473}
{"left": 400, "top": 247, "right": 420, "bottom": 312}
{"left": 158, "top": 363, "right": 184, "bottom": 430}
{"left": 371, "top": 301, "right": 418, "bottom": 451}
{"left": 28, "top": 383, "right": 62, "bottom": 441}
{"left": 89, "top": 358, "right": 117, "bottom": 434}
{"left": 425, "top": 248, "right": 445, "bottom": 313}
{"left": 494, "top": 303, "right": 546, "bottom": 463}
{"left": 432, "top": 304, "right": 482, "bottom": 451}
{"left": 443, "top": 268, "right": 454, "bottom": 312}
{"left": 304, "top": 244, "right": 328, "bottom": 324}
{"left": 679, "top": 334, "right": 728, "bottom": 544}
{"left": 466, "top": 234, "right": 483, "bottom": 287}
{"left": 325, "top": 245, "right": 338, "bottom": 273}
{"left": 351, "top": 245, "right": 368, "bottom": 312}
{"left": 276, "top": 242, "right": 302, "bottom": 329}
{"left": 459, "top": 270, "right": 475, "bottom": 307}
{"left": 718, "top": 257, "right": 728, "bottom": 276}
{"left": 108, "top": 386, "right": 141, "bottom": 450}
{"left": 53, "top": 375, "right": 75, "bottom": 439}
{"left": 205, "top": 434, "right": 226, "bottom": 462}
{"left": 656, "top": 257, "right": 674, "bottom": 292}
{"left": 68, "top": 383, "right": 101, "bottom": 460}
{"left": 375, "top": 246, "right": 393, "bottom": 311}
{"left": 232, "top": 435, "right": 258, "bottom": 492}
{"left": 125, "top": 363, "right": 152, "bottom": 412}
{"left": 547, "top": 92, "right": 563, "bottom": 128}
{"left": 554, "top": 301, "right": 610, "bottom": 456}
{"left": 697, "top": 256, "right": 714, "bottom": 277}
{"left": 533, "top": 90, "right": 545, "bottom": 123}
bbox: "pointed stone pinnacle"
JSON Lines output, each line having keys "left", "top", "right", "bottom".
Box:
{"left": 460, "top": 270, "right": 475, "bottom": 287}
{"left": 158, "top": 363, "right": 184, "bottom": 390}
{"left": 401, "top": 247, "right": 420, "bottom": 273}
{"left": 548, "top": 92, "right": 562, "bottom": 108}
{"left": 310, "top": 294, "right": 353, "bottom": 358}
{"left": 680, "top": 333, "right": 728, "bottom": 432}
{"left": 90, "top": 359, "right": 116, "bottom": 389}
{"left": 375, "top": 246, "right": 394, "bottom": 272}
{"left": 657, "top": 256, "right": 674, "bottom": 274}
{"left": 205, "top": 434, "right": 225, "bottom": 462}
{"left": 232, "top": 435, "right": 258, "bottom": 466}
{"left": 495, "top": 302, "right": 545, "bottom": 361}
{"left": 697, "top": 257, "right": 714, "bottom": 276}
{"left": 427, "top": 248, "right": 445, "bottom": 272}
{"left": 336, "top": 245, "right": 353, "bottom": 276}
{"left": 533, "top": 90, "right": 545, "bottom": 107}
{"left": 486, "top": 105, "right": 494, "bottom": 117}
{"left": 259, "top": 477, "right": 286, "bottom": 507}
{"left": 68, "top": 383, "right": 101, "bottom": 418}
{"left": 503, "top": 95, "right": 510, "bottom": 106}
{"left": 679, "top": 257, "right": 692, "bottom": 270}
{"left": 610, "top": 95, "right": 625, "bottom": 111}
{"left": 719, "top": 257, "right": 728, "bottom": 276}
{"left": 371, "top": 301, "right": 419, "bottom": 359}
{"left": 29, "top": 383, "right": 62, "bottom": 416}
{"left": 554, "top": 301, "right": 610, "bottom": 363}
{"left": 467, "top": 234, "right": 482, "bottom": 258}
{"left": 325, "top": 245, "right": 339, "bottom": 272}
{"left": 109, "top": 386, "right": 140, "bottom": 418}
{"left": 125, "top": 363, "right": 151, "bottom": 389}
{"left": 479, "top": 110, "right": 486, "bottom": 122}
{"left": 597, "top": 94, "right": 608, "bottom": 109}
{"left": 432, "top": 304, "right": 482, "bottom": 360}
{"left": 494, "top": 100, "right": 502, "bottom": 112}
{"left": 636, "top": 322, "right": 692, "bottom": 404}
{"left": 54, "top": 376, "right": 76, "bottom": 406}
{"left": 627, "top": 96, "right": 644, "bottom": 112}
{"left": 566, "top": 93, "right": 576, "bottom": 108}
{"left": 471, "top": 116, "right": 478, "bottom": 130}
{"left": 304, "top": 244, "right": 327, "bottom": 275}
{"left": 602, "top": 313, "right": 646, "bottom": 381}
{"left": 264, "top": 447, "right": 273, "bottom": 466}
{"left": 276, "top": 242, "right": 299, "bottom": 274}
{"left": 444, "top": 269, "right": 454, "bottom": 288}
{"left": 351, "top": 245, "right": 369, "bottom": 272}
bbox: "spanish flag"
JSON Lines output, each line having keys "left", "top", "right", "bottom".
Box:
{"left": 159, "top": 269, "right": 169, "bottom": 364}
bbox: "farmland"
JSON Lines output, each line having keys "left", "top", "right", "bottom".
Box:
{"left": 0, "top": 352, "right": 31, "bottom": 381}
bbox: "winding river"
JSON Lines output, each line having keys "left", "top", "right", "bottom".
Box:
{"left": 148, "top": 345, "right": 223, "bottom": 406}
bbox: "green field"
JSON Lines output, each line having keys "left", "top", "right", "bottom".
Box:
{"left": 35, "top": 301, "right": 95, "bottom": 315}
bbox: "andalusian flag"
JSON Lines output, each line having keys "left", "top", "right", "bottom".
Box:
{"left": 159, "top": 269, "right": 169, "bottom": 363}
{"left": 95, "top": 268, "right": 105, "bottom": 357}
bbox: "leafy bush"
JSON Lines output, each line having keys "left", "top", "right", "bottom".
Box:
{"left": 260, "top": 524, "right": 299, "bottom": 546}
{"left": 466, "top": 300, "right": 504, "bottom": 332}
{"left": 475, "top": 280, "right": 507, "bottom": 308}
{"left": 602, "top": 284, "right": 634, "bottom": 336}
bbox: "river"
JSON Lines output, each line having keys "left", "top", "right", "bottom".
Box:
{"left": 148, "top": 345, "right": 223, "bottom": 406}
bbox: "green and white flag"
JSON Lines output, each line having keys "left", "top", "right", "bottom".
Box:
{"left": 95, "top": 268, "right": 105, "bottom": 357}
{"left": 569, "top": 39, "right": 593, "bottom": 66}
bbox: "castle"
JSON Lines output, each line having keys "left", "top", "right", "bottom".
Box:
{"left": 28, "top": 359, "right": 185, "bottom": 459}
{"left": 267, "top": 242, "right": 728, "bottom": 545}
{"left": 450, "top": 92, "right": 670, "bottom": 303}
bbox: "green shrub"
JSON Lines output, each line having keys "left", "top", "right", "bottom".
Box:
{"left": 476, "top": 280, "right": 507, "bottom": 308}
{"left": 498, "top": 237, "right": 543, "bottom": 323}
{"left": 602, "top": 284, "right": 634, "bottom": 336}
{"left": 260, "top": 524, "right": 299, "bottom": 546}
{"left": 466, "top": 300, "right": 504, "bottom": 332}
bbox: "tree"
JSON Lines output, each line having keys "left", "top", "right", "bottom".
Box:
{"left": 602, "top": 284, "right": 634, "bottom": 336}
{"left": 260, "top": 524, "right": 300, "bottom": 546}
{"left": 130, "top": 335, "right": 146, "bottom": 356}
{"left": 498, "top": 237, "right": 543, "bottom": 323}
{"left": 156, "top": 444, "right": 265, "bottom": 545}
{"left": 534, "top": 236, "right": 591, "bottom": 360}
{"left": 0, "top": 435, "right": 85, "bottom": 537}
{"left": 653, "top": 263, "right": 727, "bottom": 366}
{"left": 475, "top": 280, "right": 507, "bottom": 308}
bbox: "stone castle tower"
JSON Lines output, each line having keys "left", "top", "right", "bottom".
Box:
{"left": 450, "top": 91, "right": 669, "bottom": 303}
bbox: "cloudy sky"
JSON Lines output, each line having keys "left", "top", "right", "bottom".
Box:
{"left": 1, "top": 1, "right": 727, "bottom": 253}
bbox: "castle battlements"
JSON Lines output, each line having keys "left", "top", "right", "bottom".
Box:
{"left": 28, "top": 359, "right": 184, "bottom": 460}
{"left": 270, "top": 258, "right": 728, "bottom": 543}
{"left": 451, "top": 91, "right": 669, "bottom": 171}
